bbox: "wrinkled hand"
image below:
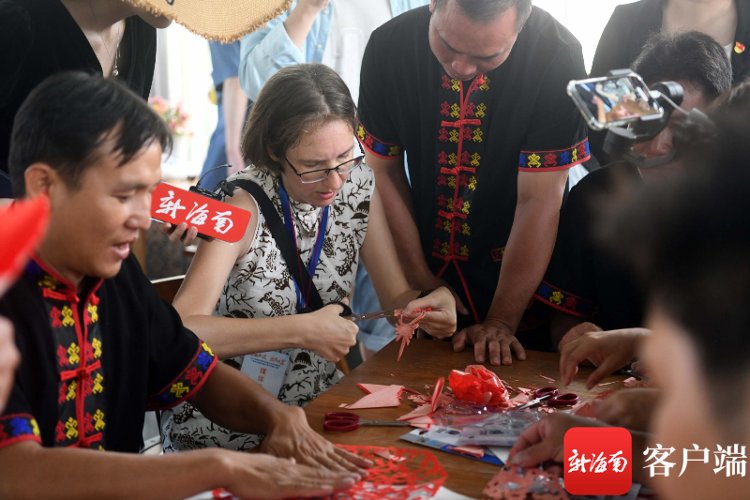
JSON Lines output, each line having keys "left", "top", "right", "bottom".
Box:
{"left": 260, "top": 406, "right": 372, "bottom": 473}
{"left": 452, "top": 320, "right": 526, "bottom": 366}
{"left": 595, "top": 388, "right": 660, "bottom": 432}
{"left": 0, "top": 317, "right": 19, "bottom": 413}
{"left": 559, "top": 327, "right": 647, "bottom": 389}
{"left": 401, "top": 286, "right": 456, "bottom": 339}
{"left": 509, "top": 413, "right": 603, "bottom": 467}
{"left": 160, "top": 221, "right": 200, "bottom": 246}
{"left": 220, "top": 451, "right": 360, "bottom": 499}
{"left": 306, "top": 304, "right": 358, "bottom": 362}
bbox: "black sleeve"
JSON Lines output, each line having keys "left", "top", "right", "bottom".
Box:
{"left": 357, "top": 26, "right": 404, "bottom": 159}
{"left": 518, "top": 42, "right": 590, "bottom": 171}
{"left": 534, "top": 181, "right": 597, "bottom": 318}
{"left": 590, "top": 5, "right": 634, "bottom": 78}
{"left": 118, "top": 258, "right": 218, "bottom": 410}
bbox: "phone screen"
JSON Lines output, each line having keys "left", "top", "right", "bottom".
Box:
{"left": 567, "top": 73, "right": 663, "bottom": 130}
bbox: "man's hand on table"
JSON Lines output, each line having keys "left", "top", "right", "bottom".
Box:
{"left": 559, "top": 326, "right": 648, "bottom": 389}
{"left": 259, "top": 406, "right": 372, "bottom": 473}
{"left": 217, "top": 451, "right": 360, "bottom": 499}
{"left": 452, "top": 319, "right": 526, "bottom": 366}
{"left": 508, "top": 413, "right": 604, "bottom": 467}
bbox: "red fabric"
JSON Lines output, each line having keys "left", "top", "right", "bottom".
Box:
{"left": 0, "top": 196, "right": 49, "bottom": 295}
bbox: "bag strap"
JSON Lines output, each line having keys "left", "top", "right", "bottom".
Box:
{"left": 224, "top": 179, "right": 324, "bottom": 311}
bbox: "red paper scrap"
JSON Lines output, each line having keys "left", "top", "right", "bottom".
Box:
{"left": 398, "top": 403, "right": 433, "bottom": 421}
{"left": 0, "top": 196, "right": 50, "bottom": 295}
{"left": 539, "top": 374, "right": 557, "bottom": 383}
{"left": 430, "top": 377, "right": 445, "bottom": 415}
{"left": 448, "top": 365, "right": 510, "bottom": 406}
{"left": 482, "top": 467, "right": 568, "bottom": 500}
{"left": 346, "top": 384, "right": 404, "bottom": 409}
{"left": 452, "top": 445, "right": 484, "bottom": 458}
{"left": 623, "top": 376, "right": 651, "bottom": 388}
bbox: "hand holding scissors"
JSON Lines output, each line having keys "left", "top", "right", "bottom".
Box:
{"left": 332, "top": 302, "right": 397, "bottom": 323}
{"left": 323, "top": 412, "right": 410, "bottom": 432}
{"left": 513, "top": 387, "right": 579, "bottom": 411}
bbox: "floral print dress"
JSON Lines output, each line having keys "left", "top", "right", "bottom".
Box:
{"left": 162, "top": 164, "right": 373, "bottom": 451}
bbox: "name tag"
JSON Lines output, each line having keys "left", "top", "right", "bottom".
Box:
{"left": 240, "top": 351, "right": 290, "bottom": 398}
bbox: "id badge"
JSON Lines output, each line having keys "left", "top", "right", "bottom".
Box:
{"left": 240, "top": 351, "right": 290, "bottom": 398}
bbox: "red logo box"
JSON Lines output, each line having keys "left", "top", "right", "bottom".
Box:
{"left": 564, "top": 427, "right": 632, "bottom": 495}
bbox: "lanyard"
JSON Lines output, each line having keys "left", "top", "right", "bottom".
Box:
{"left": 278, "top": 182, "right": 329, "bottom": 311}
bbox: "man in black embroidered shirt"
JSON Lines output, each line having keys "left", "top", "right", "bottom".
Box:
{"left": 0, "top": 72, "right": 367, "bottom": 498}
{"left": 358, "top": 0, "right": 589, "bottom": 365}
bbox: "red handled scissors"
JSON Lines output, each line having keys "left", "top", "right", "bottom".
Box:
{"left": 323, "top": 412, "right": 410, "bottom": 432}
{"left": 513, "top": 387, "right": 579, "bottom": 410}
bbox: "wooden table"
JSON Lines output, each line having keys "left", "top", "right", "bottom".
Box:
{"left": 304, "top": 338, "right": 625, "bottom": 498}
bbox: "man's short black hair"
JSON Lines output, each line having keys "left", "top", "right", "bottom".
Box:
{"left": 633, "top": 31, "right": 732, "bottom": 101}
{"left": 9, "top": 71, "right": 172, "bottom": 197}
{"left": 434, "top": 0, "right": 532, "bottom": 28}
{"left": 601, "top": 82, "right": 750, "bottom": 437}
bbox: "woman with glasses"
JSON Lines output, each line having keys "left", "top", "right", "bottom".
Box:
{"left": 161, "top": 64, "right": 456, "bottom": 452}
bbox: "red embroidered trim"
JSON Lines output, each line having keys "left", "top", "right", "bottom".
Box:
{"left": 518, "top": 138, "right": 591, "bottom": 171}
{"left": 357, "top": 124, "right": 402, "bottom": 159}
{"left": 534, "top": 280, "right": 596, "bottom": 318}
{"left": 147, "top": 341, "right": 218, "bottom": 410}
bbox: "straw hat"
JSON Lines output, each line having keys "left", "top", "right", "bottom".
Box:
{"left": 127, "top": 0, "right": 293, "bottom": 42}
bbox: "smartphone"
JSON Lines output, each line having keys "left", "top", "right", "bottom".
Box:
{"left": 567, "top": 72, "right": 664, "bottom": 131}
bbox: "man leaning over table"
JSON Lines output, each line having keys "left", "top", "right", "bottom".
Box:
{"left": 358, "top": 0, "right": 589, "bottom": 365}
{"left": 0, "top": 72, "right": 368, "bottom": 499}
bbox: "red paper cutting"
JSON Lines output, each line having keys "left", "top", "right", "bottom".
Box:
{"left": 290, "top": 445, "right": 447, "bottom": 500}
{"left": 482, "top": 467, "right": 568, "bottom": 500}
{"left": 394, "top": 308, "right": 428, "bottom": 361}
{"left": 448, "top": 365, "right": 510, "bottom": 406}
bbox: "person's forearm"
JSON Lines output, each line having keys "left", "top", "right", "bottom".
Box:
{"left": 283, "top": 2, "right": 324, "bottom": 49}
{"left": 189, "top": 361, "right": 289, "bottom": 435}
{"left": 485, "top": 198, "right": 561, "bottom": 331}
{"left": 0, "top": 442, "right": 228, "bottom": 500}
{"left": 367, "top": 154, "right": 436, "bottom": 287}
{"left": 181, "top": 313, "right": 312, "bottom": 359}
{"left": 222, "top": 77, "right": 248, "bottom": 173}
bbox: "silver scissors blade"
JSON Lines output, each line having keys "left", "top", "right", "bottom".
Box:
{"left": 513, "top": 393, "right": 552, "bottom": 411}
{"left": 347, "top": 309, "right": 396, "bottom": 322}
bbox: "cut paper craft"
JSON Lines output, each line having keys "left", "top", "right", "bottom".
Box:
{"left": 0, "top": 196, "right": 50, "bottom": 296}
{"left": 482, "top": 467, "right": 568, "bottom": 499}
{"left": 346, "top": 384, "right": 404, "bottom": 409}
{"left": 394, "top": 308, "right": 429, "bottom": 361}
{"left": 297, "top": 445, "right": 447, "bottom": 500}
{"left": 448, "top": 365, "right": 510, "bottom": 406}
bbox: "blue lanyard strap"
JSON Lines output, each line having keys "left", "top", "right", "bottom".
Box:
{"left": 279, "top": 182, "right": 329, "bottom": 311}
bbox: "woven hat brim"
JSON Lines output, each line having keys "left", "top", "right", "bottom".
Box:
{"left": 127, "top": 0, "right": 293, "bottom": 42}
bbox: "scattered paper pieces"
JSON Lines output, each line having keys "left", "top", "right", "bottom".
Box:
{"left": 623, "top": 376, "right": 651, "bottom": 388}
{"left": 539, "top": 374, "right": 556, "bottom": 383}
{"left": 346, "top": 384, "right": 404, "bottom": 409}
{"left": 482, "top": 467, "right": 568, "bottom": 500}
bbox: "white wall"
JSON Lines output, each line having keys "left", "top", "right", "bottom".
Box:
{"left": 153, "top": 1, "right": 638, "bottom": 178}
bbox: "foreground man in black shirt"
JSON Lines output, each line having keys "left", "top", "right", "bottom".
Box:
{"left": 0, "top": 72, "right": 367, "bottom": 499}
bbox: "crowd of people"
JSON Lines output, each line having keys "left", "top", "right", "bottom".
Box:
{"left": 1, "top": 0, "right": 749, "bottom": 498}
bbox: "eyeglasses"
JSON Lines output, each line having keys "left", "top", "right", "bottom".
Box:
{"left": 284, "top": 142, "right": 365, "bottom": 184}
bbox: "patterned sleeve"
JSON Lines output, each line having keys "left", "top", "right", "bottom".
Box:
{"left": 0, "top": 383, "right": 42, "bottom": 450}
{"left": 534, "top": 181, "right": 597, "bottom": 318}
{"left": 518, "top": 42, "right": 590, "bottom": 172}
{"left": 144, "top": 281, "right": 217, "bottom": 411}
{"left": 357, "top": 26, "right": 403, "bottom": 160}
